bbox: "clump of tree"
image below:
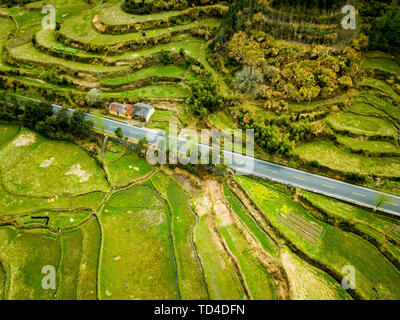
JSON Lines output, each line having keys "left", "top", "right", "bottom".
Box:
{"left": 160, "top": 50, "right": 173, "bottom": 65}
{"left": 0, "top": 93, "right": 94, "bottom": 141}
{"left": 234, "top": 66, "right": 267, "bottom": 99}
{"left": 187, "top": 73, "right": 222, "bottom": 118}
{"left": 363, "top": 1, "right": 400, "bottom": 53}
{"left": 40, "top": 70, "right": 70, "bottom": 87}
{"left": 122, "top": 0, "right": 218, "bottom": 14}
{"left": 226, "top": 31, "right": 368, "bottom": 102}
{"left": 32, "top": 106, "right": 93, "bottom": 140}
{"left": 114, "top": 127, "right": 124, "bottom": 139}
{"left": 0, "top": 92, "right": 24, "bottom": 121}
{"left": 86, "top": 88, "right": 103, "bottom": 109}
{"left": 22, "top": 101, "right": 54, "bottom": 130}
{"left": 232, "top": 105, "right": 315, "bottom": 157}
{"left": 0, "top": 0, "right": 36, "bottom": 7}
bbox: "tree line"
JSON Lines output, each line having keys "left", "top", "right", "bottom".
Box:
{"left": 0, "top": 92, "right": 94, "bottom": 141}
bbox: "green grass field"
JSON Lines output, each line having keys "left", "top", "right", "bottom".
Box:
{"left": 326, "top": 112, "right": 397, "bottom": 138}
{"left": 336, "top": 135, "right": 399, "bottom": 155}
{"left": 296, "top": 141, "right": 400, "bottom": 177}
{"left": 36, "top": 29, "right": 203, "bottom": 64}
{"left": 60, "top": 13, "right": 219, "bottom": 46}
{"left": 235, "top": 175, "right": 400, "bottom": 299}
{"left": 220, "top": 224, "right": 277, "bottom": 300}
{"left": 58, "top": 227, "right": 84, "bottom": 300}
{"left": 148, "top": 109, "right": 183, "bottom": 132}
{"left": 362, "top": 58, "right": 400, "bottom": 76}
{"left": 0, "top": 181, "right": 86, "bottom": 216}
{"left": 22, "top": 210, "right": 92, "bottom": 230}
{"left": 358, "top": 91, "right": 400, "bottom": 122}
{"left": 359, "top": 79, "right": 400, "bottom": 103}
{"left": 99, "top": 183, "right": 179, "bottom": 299}
{"left": 0, "top": 125, "right": 107, "bottom": 215}
{"left": 281, "top": 247, "right": 351, "bottom": 300}
{"left": 99, "top": 2, "right": 182, "bottom": 26}
{"left": 0, "top": 124, "right": 20, "bottom": 150}
{"left": 0, "top": 227, "right": 60, "bottom": 300}
{"left": 10, "top": 42, "right": 130, "bottom": 74}
{"left": 289, "top": 90, "right": 359, "bottom": 112}
{"left": 103, "top": 84, "right": 188, "bottom": 98}
{"left": 104, "top": 39, "right": 204, "bottom": 62}
{"left": 348, "top": 102, "right": 389, "bottom": 118}
{"left": 105, "top": 150, "right": 153, "bottom": 187}
{"left": 57, "top": 217, "right": 100, "bottom": 300}
{"left": 0, "top": 128, "right": 110, "bottom": 197}
{"left": 0, "top": 261, "right": 5, "bottom": 300}
{"left": 100, "top": 65, "right": 187, "bottom": 86}
{"left": 0, "top": 16, "right": 16, "bottom": 69}
{"left": 315, "top": 226, "right": 400, "bottom": 299}
{"left": 151, "top": 171, "right": 208, "bottom": 299}
{"left": 301, "top": 191, "right": 400, "bottom": 242}
{"left": 195, "top": 213, "right": 247, "bottom": 299}
{"left": 223, "top": 185, "right": 279, "bottom": 257}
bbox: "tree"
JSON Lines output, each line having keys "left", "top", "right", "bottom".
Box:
{"left": 374, "top": 193, "right": 392, "bottom": 211}
{"left": 22, "top": 101, "right": 53, "bottom": 129}
{"left": 114, "top": 127, "right": 124, "bottom": 139}
{"left": 160, "top": 50, "right": 173, "bottom": 65}
{"left": 82, "top": 119, "right": 94, "bottom": 137}
{"left": 35, "top": 120, "right": 52, "bottom": 137}
{"left": 86, "top": 88, "right": 103, "bottom": 108}
{"left": 234, "top": 66, "right": 264, "bottom": 99}
{"left": 367, "top": 2, "right": 400, "bottom": 52}
{"left": 70, "top": 110, "right": 91, "bottom": 136}
{"left": 93, "top": 117, "right": 106, "bottom": 134}
{"left": 55, "top": 107, "right": 70, "bottom": 132}
{"left": 138, "top": 136, "right": 148, "bottom": 148}
{"left": 188, "top": 73, "right": 222, "bottom": 117}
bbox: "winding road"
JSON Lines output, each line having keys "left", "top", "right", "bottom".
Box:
{"left": 11, "top": 94, "right": 400, "bottom": 217}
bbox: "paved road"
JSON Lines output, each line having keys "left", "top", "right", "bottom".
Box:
{"left": 12, "top": 94, "right": 400, "bottom": 217}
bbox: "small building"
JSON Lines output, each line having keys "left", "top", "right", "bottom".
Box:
{"left": 132, "top": 103, "right": 155, "bottom": 123}
{"left": 108, "top": 102, "right": 155, "bottom": 123}
{"left": 108, "top": 102, "right": 134, "bottom": 119}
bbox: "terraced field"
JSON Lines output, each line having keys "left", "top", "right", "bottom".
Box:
{"left": 0, "top": 123, "right": 277, "bottom": 301}
{"left": 1, "top": 0, "right": 400, "bottom": 302}
{"left": 234, "top": 176, "right": 400, "bottom": 300}
{"left": 1, "top": 0, "right": 225, "bottom": 105}
{"left": 294, "top": 57, "right": 400, "bottom": 182}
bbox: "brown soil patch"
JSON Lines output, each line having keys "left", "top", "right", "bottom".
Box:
{"left": 40, "top": 157, "right": 55, "bottom": 168}
{"left": 0, "top": 8, "right": 10, "bottom": 16}
{"left": 13, "top": 133, "right": 36, "bottom": 147}
{"left": 227, "top": 181, "right": 292, "bottom": 299}
{"left": 65, "top": 164, "right": 92, "bottom": 183}
{"left": 171, "top": 167, "right": 202, "bottom": 195}
{"left": 280, "top": 247, "right": 342, "bottom": 300}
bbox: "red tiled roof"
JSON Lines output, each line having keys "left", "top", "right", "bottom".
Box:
{"left": 109, "top": 103, "right": 134, "bottom": 117}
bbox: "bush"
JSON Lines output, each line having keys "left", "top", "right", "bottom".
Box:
{"left": 160, "top": 50, "right": 173, "bottom": 65}
{"left": 345, "top": 172, "right": 367, "bottom": 183}
{"left": 188, "top": 73, "right": 222, "bottom": 117}
{"left": 310, "top": 160, "right": 321, "bottom": 168}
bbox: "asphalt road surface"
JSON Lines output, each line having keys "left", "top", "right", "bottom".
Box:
{"left": 82, "top": 105, "right": 400, "bottom": 217}
{"left": 11, "top": 95, "right": 400, "bottom": 217}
